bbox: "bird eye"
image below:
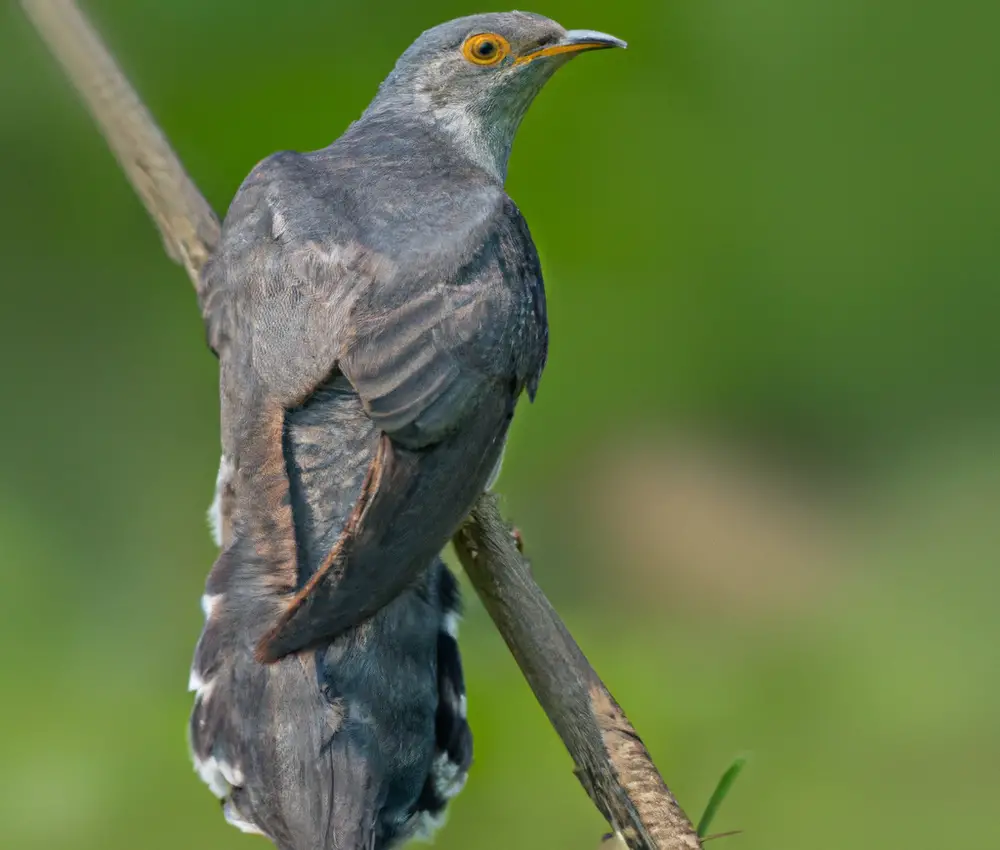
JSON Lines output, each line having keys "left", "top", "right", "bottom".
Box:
{"left": 462, "top": 33, "right": 510, "bottom": 66}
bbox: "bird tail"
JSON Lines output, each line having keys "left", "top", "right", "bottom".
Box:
{"left": 188, "top": 572, "right": 383, "bottom": 849}
{"left": 410, "top": 565, "right": 474, "bottom": 832}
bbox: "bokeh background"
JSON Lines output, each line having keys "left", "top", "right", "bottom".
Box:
{"left": 1, "top": 0, "right": 997, "bottom": 848}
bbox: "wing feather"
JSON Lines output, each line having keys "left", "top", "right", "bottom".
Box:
{"left": 210, "top": 153, "right": 546, "bottom": 655}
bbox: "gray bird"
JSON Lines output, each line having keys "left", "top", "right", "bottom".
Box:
{"left": 188, "top": 11, "right": 624, "bottom": 849}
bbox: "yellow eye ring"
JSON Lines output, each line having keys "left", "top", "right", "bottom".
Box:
{"left": 462, "top": 33, "right": 510, "bottom": 66}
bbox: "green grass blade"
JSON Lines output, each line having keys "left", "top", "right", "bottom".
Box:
{"left": 696, "top": 755, "right": 748, "bottom": 838}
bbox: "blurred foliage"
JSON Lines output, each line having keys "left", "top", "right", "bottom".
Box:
{"left": 1, "top": 1, "right": 998, "bottom": 849}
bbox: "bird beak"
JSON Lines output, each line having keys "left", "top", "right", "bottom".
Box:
{"left": 515, "top": 30, "right": 627, "bottom": 65}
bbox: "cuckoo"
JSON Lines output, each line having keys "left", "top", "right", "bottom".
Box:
{"left": 188, "top": 11, "right": 624, "bottom": 848}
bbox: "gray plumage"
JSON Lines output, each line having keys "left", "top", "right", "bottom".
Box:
{"left": 188, "top": 11, "right": 624, "bottom": 849}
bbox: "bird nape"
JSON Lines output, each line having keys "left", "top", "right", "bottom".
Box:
{"left": 187, "top": 11, "right": 624, "bottom": 849}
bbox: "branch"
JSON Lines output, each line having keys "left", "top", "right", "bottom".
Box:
{"left": 19, "top": 0, "right": 220, "bottom": 289}
{"left": 454, "top": 496, "right": 701, "bottom": 850}
{"left": 20, "top": 3, "right": 702, "bottom": 847}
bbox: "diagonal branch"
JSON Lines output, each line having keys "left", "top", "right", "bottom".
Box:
{"left": 19, "top": 0, "right": 220, "bottom": 290}
{"left": 19, "top": 3, "right": 702, "bottom": 848}
{"left": 454, "top": 496, "right": 701, "bottom": 850}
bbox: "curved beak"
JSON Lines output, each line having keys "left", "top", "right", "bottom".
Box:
{"left": 561, "top": 30, "right": 628, "bottom": 51}
{"left": 515, "top": 29, "right": 627, "bottom": 65}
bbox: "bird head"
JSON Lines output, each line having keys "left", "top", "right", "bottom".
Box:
{"left": 363, "top": 11, "right": 626, "bottom": 180}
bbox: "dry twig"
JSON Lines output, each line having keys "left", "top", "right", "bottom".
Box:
{"left": 19, "top": 3, "right": 702, "bottom": 847}
{"left": 19, "top": 0, "right": 219, "bottom": 287}
{"left": 454, "top": 497, "right": 701, "bottom": 849}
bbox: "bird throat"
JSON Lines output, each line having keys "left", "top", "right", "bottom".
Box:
{"left": 362, "top": 67, "right": 554, "bottom": 185}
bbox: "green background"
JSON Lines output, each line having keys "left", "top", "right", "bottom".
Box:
{"left": 1, "top": 1, "right": 997, "bottom": 848}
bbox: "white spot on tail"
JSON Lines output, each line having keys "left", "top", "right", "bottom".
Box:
{"left": 194, "top": 754, "right": 232, "bottom": 799}
{"left": 219, "top": 761, "right": 244, "bottom": 787}
{"left": 193, "top": 749, "right": 244, "bottom": 800}
{"left": 224, "top": 800, "right": 266, "bottom": 836}
{"left": 431, "top": 752, "right": 467, "bottom": 800}
{"left": 409, "top": 807, "right": 448, "bottom": 842}
{"left": 442, "top": 611, "right": 461, "bottom": 639}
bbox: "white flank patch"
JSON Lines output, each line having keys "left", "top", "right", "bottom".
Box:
{"left": 187, "top": 667, "right": 205, "bottom": 693}
{"left": 201, "top": 593, "right": 223, "bottom": 619}
{"left": 458, "top": 694, "right": 467, "bottom": 720}
{"left": 188, "top": 667, "right": 215, "bottom": 702}
{"left": 207, "top": 454, "right": 233, "bottom": 547}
